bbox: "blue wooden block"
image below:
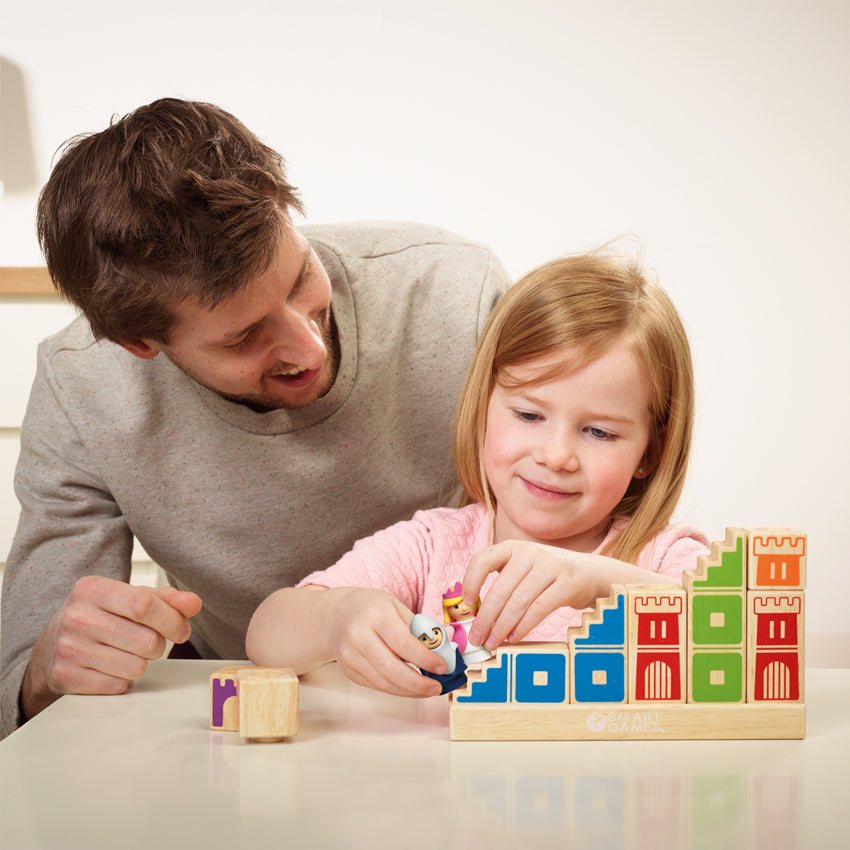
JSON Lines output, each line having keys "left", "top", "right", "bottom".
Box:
{"left": 455, "top": 652, "right": 511, "bottom": 703}
{"left": 573, "top": 592, "right": 626, "bottom": 647}
{"left": 514, "top": 652, "right": 568, "bottom": 703}
{"left": 573, "top": 651, "right": 627, "bottom": 702}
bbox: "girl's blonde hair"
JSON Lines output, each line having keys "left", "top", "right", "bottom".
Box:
{"left": 452, "top": 246, "right": 694, "bottom": 564}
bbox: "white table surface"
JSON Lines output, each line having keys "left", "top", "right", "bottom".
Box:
{"left": 1, "top": 661, "right": 848, "bottom": 850}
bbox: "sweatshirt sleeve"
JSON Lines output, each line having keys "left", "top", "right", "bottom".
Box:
{"left": 0, "top": 343, "right": 134, "bottom": 739}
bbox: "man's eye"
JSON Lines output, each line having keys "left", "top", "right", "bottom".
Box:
{"left": 225, "top": 328, "right": 258, "bottom": 350}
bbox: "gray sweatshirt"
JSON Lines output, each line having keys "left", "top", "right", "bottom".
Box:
{"left": 0, "top": 221, "right": 511, "bottom": 737}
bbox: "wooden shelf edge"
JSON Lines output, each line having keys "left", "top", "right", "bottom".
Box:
{"left": 0, "top": 267, "right": 57, "bottom": 296}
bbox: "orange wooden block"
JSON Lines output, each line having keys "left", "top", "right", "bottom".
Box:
{"left": 747, "top": 528, "right": 806, "bottom": 590}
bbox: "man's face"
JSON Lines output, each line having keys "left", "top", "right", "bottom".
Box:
{"left": 127, "top": 227, "right": 337, "bottom": 411}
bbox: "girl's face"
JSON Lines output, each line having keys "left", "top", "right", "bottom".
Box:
{"left": 483, "top": 341, "right": 653, "bottom": 553}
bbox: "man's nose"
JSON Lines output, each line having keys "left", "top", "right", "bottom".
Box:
{"left": 270, "top": 310, "right": 327, "bottom": 370}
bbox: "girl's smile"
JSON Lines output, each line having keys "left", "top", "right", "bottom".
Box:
{"left": 520, "top": 477, "right": 578, "bottom": 500}
{"left": 483, "top": 341, "right": 653, "bottom": 553}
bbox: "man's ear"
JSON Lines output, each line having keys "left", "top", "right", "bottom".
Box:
{"left": 119, "top": 338, "right": 162, "bottom": 360}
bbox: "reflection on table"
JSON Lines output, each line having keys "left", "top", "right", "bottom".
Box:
{"left": 1, "top": 660, "right": 848, "bottom": 850}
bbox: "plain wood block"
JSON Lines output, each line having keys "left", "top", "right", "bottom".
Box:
{"left": 747, "top": 528, "right": 806, "bottom": 590}
{"left": 747, "top": 590, "right": 805, "bottom": 702}
{"left": 237, "top": 667, "right": 299, "bottom": 742}
{"left": 627, "top": 585, "right": 686, "bottom": 703}
{"left": 210, "top": 665, "right": 252, "bottom": 731}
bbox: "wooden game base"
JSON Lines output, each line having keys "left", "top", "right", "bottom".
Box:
{"left": 449, "top": 701, "right": 805, "bottom": 741}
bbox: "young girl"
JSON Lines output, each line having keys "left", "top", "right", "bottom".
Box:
{"left": 247, "top": 248, "right": 710, "bottom": 698}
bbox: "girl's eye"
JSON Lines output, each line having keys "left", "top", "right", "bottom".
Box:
{"left": 588, "top": 427, "right": 614, "bottom": 440}
{"left": 512, "top": 409, "right": 541, "bottom": 423}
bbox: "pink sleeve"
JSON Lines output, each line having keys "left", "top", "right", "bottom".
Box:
{"left": 636, "top": 524, "right": 711, "bottom": 581}
{"left": 296, "top": 513, "right": 438, "bottom": 612}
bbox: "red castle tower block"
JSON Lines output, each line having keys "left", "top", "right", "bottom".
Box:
{"left": 628, "top": 586, "right": 687, "bottom": 703}
{"left": 747, "top": 591, "right": 805, "bottom": 702}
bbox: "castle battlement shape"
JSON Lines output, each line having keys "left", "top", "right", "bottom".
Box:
{"left": 449, "top": 527, "right": 806, "bottom": 740}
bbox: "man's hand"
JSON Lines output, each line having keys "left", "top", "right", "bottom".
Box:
{"left": 21, "top": 576, "right": 202, "bottom": 720}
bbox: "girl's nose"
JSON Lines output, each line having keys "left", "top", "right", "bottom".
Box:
{"left": 533, "top": 437, "right": 580, "bottom": 472}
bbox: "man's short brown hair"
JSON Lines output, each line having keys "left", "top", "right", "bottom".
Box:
{"left": 37, "top": 98, "right": 304, "bottom": 343}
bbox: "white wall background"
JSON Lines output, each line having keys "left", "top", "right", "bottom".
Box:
{"left": 1, "top": 1, "right": 848, "bottom": 660}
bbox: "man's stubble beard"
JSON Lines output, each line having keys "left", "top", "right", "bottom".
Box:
{"left": 169, "top": 312, "right": 339, "bottom": 413}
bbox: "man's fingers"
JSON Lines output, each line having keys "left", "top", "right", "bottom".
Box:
{"left": 99, "top": 583, "right": 194, "bottom": 644}
{"left": 67, "top": 576, "right": 200, "bottom": 647}
{"left": 51, "top": 639, "right": 151, "bottom": 692}
{"left": 56, "top": 601, "right": 168, "bottom": 662}
{"left": 52, "top": 665, "right": 133, "bottom": 697}
{"left": 152, "top": 586, "right": 203, "bottom": 619}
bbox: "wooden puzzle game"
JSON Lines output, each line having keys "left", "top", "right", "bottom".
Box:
{"left": 210, "top": 527, "right": 805, "bottom": 742}
{"left": 449, "top": 527, "right": 806, "bottom": 740}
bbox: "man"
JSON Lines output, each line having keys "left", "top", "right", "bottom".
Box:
{"left": 0, "top": 98, "right": 511, "bottom": 737}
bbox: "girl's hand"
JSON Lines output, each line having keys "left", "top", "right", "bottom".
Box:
{"left": 323, "top": 587, "right": 445, "bottom": 698}
{"left": 461, "top": 540, "right": 605, "bottom": 651}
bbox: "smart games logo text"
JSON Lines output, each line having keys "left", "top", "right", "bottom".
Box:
{"left": 585, "top": 711, "right": 666, "bottom": 734}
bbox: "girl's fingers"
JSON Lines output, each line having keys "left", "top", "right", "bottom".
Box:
{"left": 467, "top": 572, "right": 522, "bottom": 646}
{"left": 465, "top": 541, "right": 582, "bottom": 649}
{"left": 475, "top": 570, "right": 555, "bottom": 649}
{"left": 462, "top": 542, "right": 516, "bottom": 644}
{"left": 340, "top": 637, "right": 442, "bottom": 698}
{"left": 461, "top": 542, "right": 512, "bottom": 606}
{"left": 335, "top": 605, "right": 445, "bottom": 698}
{"left": 504, "top": 584, "right": 568, "bottom": 643}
